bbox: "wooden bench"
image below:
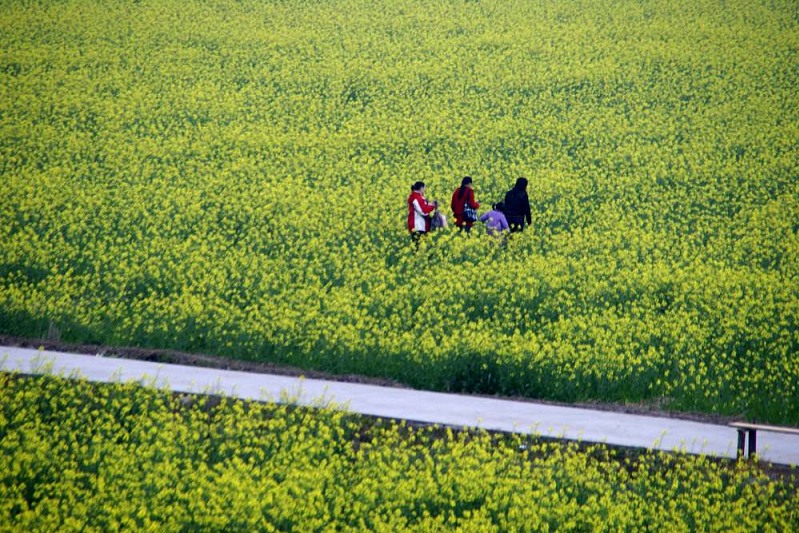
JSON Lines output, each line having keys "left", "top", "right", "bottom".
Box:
{"left": 729, "top": 422, "right": 799, "bottom": 459}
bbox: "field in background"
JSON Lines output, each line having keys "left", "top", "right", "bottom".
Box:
{"left": 1, "top": 0, "right": 798, "bottom": 423}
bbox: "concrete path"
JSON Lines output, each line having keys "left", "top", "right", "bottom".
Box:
{"left": 2, "top": 346, "right": 798, "bottom": 466}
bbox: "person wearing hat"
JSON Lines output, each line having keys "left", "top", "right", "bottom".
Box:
{"left": 450, "top": 176, "right": 480, "bottom": 233}
{"left": 503, "top": 177, "right": 531, "bottom": 233}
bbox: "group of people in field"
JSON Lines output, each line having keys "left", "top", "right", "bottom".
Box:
{"left": 407, "top": 176, "right": 531, "bottom": 244}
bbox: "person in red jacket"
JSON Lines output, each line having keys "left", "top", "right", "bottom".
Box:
{"left": 407, "top": 181, "right": 438, "bottom": 245}
{"left": 450, "top": 176, "right": 480, "bottom": 233}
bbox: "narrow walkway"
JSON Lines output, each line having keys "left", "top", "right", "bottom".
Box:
{"left": 2, "top": 346, "right": 798, "bottom": 466}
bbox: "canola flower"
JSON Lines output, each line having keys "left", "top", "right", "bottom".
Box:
{"left": 1, "top": 372, "right": 797, "bottom": 531}
{"left": 0, "top": 0, "right": 798, "bottom": 424}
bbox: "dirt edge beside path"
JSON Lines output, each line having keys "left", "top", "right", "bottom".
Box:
{"left": 0, "top": 334, "right": 740, "bottom": 426}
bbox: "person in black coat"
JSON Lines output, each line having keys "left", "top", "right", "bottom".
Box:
{"left": 503, "top": 177, "right": 532, "bottom": 233}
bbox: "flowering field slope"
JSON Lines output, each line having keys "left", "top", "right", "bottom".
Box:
{"left": 1, "top": 373, "right": 797, "bottom": 531}
{"left": 1, "top": 0, "right": 798, "bottom": 423}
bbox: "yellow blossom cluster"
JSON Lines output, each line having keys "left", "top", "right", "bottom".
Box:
{"left": 1, "top": 372, "right": 797, "bottom": 531}
{"left": 1, "top": 0, "right": 798, "bottom": 423}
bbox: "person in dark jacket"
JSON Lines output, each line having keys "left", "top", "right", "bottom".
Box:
{"left": 503, "top": 177, "right": 531, "bottom": 233}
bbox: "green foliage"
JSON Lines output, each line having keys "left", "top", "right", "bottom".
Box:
{"left": 1, "top": 0, "right": 798, "bottom": 422}
{"left": 1, "top": 373, "right": 797, "bottom": 531}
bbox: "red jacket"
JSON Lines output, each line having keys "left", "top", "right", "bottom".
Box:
{"left": 408, "top": 191, "right": 436, "bottom": 233}
{"left": 450, "top": 187, "right": 479, "bottom": 227}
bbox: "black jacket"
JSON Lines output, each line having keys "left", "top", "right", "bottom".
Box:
{"left": 503, "top": 187, "right": 532, "bottom": 227}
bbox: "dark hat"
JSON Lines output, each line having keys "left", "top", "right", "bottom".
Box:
{"left": 515, "top": 177, "right": 528, "bottom": 190}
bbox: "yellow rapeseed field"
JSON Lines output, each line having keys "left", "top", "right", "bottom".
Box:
{"left": 1, "top": 373, "right": 797, "bottom": 531}
{"left": 1, "top": 0, "right": 798, "bottom": 423}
